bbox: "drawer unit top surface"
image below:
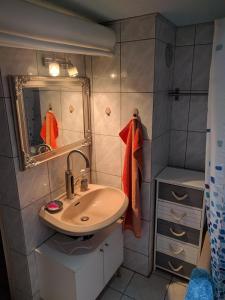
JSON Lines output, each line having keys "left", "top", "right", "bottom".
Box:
{"left": 156, "top": 167, "right": 205, "bottom": 190}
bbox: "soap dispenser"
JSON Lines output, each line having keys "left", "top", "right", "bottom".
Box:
{"left": 80, "top": 169, "right": 88, "bottom": 192}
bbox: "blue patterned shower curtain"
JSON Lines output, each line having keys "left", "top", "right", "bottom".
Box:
{"left": 205, "top": 18, "right": 225, "bottom": 299}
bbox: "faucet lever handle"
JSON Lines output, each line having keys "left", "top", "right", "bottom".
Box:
{"left": 71, "top": 176, "right": 75, "bottom": 195}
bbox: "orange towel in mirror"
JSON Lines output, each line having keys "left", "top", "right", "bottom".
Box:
{"left": 119, "top": 119, "right": 143, "bottom": 238}
{"left": 40, "top": 111, "right": 58, "bottom": 149}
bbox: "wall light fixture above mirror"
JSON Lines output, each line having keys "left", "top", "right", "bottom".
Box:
{"left": 43, "top": 56, "right": 79, "bottom": 77}
{"left": 9, "top": 75, "right": 91, "bottom": 170}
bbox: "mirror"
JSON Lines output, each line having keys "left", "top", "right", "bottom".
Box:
{"left": 9, "top": 76, "right": 91, "bottom": 170}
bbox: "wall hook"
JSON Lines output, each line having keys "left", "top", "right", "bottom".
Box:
{"left": 133, "top": 108, "right": 139, "bottom": 118}
{"left": 105, "top": 107, "right": 111, "bottom": 116}
{"left": 69, "top": 104, "right": 75, "bottom": 113}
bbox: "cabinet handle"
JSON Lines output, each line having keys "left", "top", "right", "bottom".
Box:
{"left": 169, "top": 227, "right": 186, "bottom": 237}
{"left": 169, "top": 244, "right": 184, "bottom": 255}
{"left": 170, "top": 209, "right": 187, "bottom": 222}
{"left": 105, "top": 243, "right": 109, "bottom": 247}
{"left": 171, "top": 191, "right": 188, "bottom": 201}
{"left": 168, "top": 261, "right": 183, "bottom": 272}
{"left": 100, "top": 249, "right": 104, "bottom": 252}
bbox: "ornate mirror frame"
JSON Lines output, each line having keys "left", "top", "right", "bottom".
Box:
{"left": 9, "top": 75, "right": 91, "bottom": 171}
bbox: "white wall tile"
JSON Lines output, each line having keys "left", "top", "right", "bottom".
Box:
{"left": 121, "top": 93, "right": 153, "bottom": 140}
{"left": 143, "top": 140, "right": 151, "bottom": 182}
{"left": 0, "top": 99, "right": 14, "bottom": 157}
{"left": 141, "top": 182, "right": 151, "bottom": 221}
{"left": 0, "top": 156, "right": 19, "bottom": 209}
{"left": 169, "top": 130, "right": 187, "bottom": 168}
{"left": 188, "top": 95, "right": 208, "bottom": 132}
{"left": 195, "top": 22, "right": 214, "bottom": 45}
{"left": 121, "top": 14, "right": 156, "bottom": 42}
{"left": 152, "top": 93, "right": 171, "bottom": 138}
{"left": 1, "top": 206, "right": 26, "bottom": 254}
{"left": 0, "top": 47, "right": 38, "bottom": 97}
{"left": 92, "top": 171, "right": 121, "bottom": 189}
{"left": 176, "top": 25, "right": 195, "bottom": 46}
{"left": 61, "top": 91, "right": 84, "bottom": 132}
{"left": 121, "top": 40, "right": 155, "bottom": 92}
{"left": 156, "top": 15, "right": 176, "bottom": 45}
{"left": 95, "top": 135, "right": 121, "bottom": 176}
{"left": 151, "top": 133, "right": 169, "bottom": 178}
{"left": 173, "top": 46, "right": 194, "bottom": 90}
{"left": 123, "top": 248, "right": 150, "bottom": 276}
{"left": 185, "top": 132, "right": 206, "bottom": 171}
{"left": 154, "top": 41, "right": 174, "bottom": 92}
{"left": 191, "top": 44, "right": 212, "bottom": 90}
{"left": 171, "top": 96, "right": 190, "bottom": 131}
{"left": 93, "top": 93, "right": 121, "bottom": 136}
{"left": 92, "top": 44, "right": 120, "bottom": 92}
{"left": 16, "top": 161, "right": 50, "bottom": 208}
{"left": 21, "top": 195, "right": 54, "bottom": 254}
{"left": 124, "top": 220, "right": 150, "bottom": 256}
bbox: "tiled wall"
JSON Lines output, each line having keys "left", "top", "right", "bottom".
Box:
{"left": 88, "top": 14, "right": 175, "bottom": 276}
{"left": 169, "top": 22, "right": 214, "bottom": 171}
{"left": 0, "top": 47, "right": 89, "bottom": 299}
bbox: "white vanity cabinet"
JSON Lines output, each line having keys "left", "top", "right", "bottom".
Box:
{"left": 35, "top": 222, "right": 123, "bottom": 300}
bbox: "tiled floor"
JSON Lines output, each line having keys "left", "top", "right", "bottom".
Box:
{"left": 97, "top": 268, "right": 188, "bottom": 300}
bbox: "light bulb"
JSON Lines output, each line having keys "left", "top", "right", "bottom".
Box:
{"left": 68, "top": 65, "right": 78, "bottom": 77}
{"left": 49, "top": 62, "right": 60, "bottom": 77}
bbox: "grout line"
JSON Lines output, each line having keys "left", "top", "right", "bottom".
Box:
{"left": 184, "top": 24, "right": 196, "bottom": 167}
{"left": 163, "top": 275, "right": 174, "bottom": 300}
{"left": 123, "top": 271, "right": 135, "bottom": 296}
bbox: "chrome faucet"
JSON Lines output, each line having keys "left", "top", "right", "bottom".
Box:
{"left": 65, "top": 149, "right": 90, "bottom": 200}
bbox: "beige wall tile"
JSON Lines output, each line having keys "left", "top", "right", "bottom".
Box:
{"left": 93, "top": 93, "right": 121, "bottom": 136}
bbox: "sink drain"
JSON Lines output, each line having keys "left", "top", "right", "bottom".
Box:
{"left": 81, "top": 216, "right": 89, "bottom": 222}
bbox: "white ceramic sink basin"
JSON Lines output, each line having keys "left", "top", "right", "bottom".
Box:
{"left": 39, "top": 184, "right": 128, "bottom": 236}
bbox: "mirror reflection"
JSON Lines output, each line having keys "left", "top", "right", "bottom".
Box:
{"left": 23, "top": 87, "right": 84, "bottom": 156}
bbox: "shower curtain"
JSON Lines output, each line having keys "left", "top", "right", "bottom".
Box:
{"left": 205, "top": 18, "right": 225, "bottom": 299}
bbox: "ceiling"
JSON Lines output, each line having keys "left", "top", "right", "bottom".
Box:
{"left": 48, "top": 0, "right": 225, "bottom": 26}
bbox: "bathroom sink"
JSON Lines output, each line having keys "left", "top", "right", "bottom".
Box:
{"left": 39, "top": 184, "right": 128, "bottom": 236}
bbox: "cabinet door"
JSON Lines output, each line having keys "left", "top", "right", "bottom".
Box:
{"left": 103, "top": 224, "right": 123, "bottom": 284}
{"left": 76, "top": 246, "right": 104, "bottom": 300}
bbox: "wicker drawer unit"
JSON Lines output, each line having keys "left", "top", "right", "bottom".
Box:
{"left": 154, "top": 167, "right": 205, "bottom": 279}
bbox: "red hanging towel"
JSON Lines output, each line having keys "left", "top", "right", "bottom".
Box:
{"left": 119, "top": 119, "right": 143, "bottom": 238}
{"left": 40, "top": 111, "right": 58, "bottom": 149}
